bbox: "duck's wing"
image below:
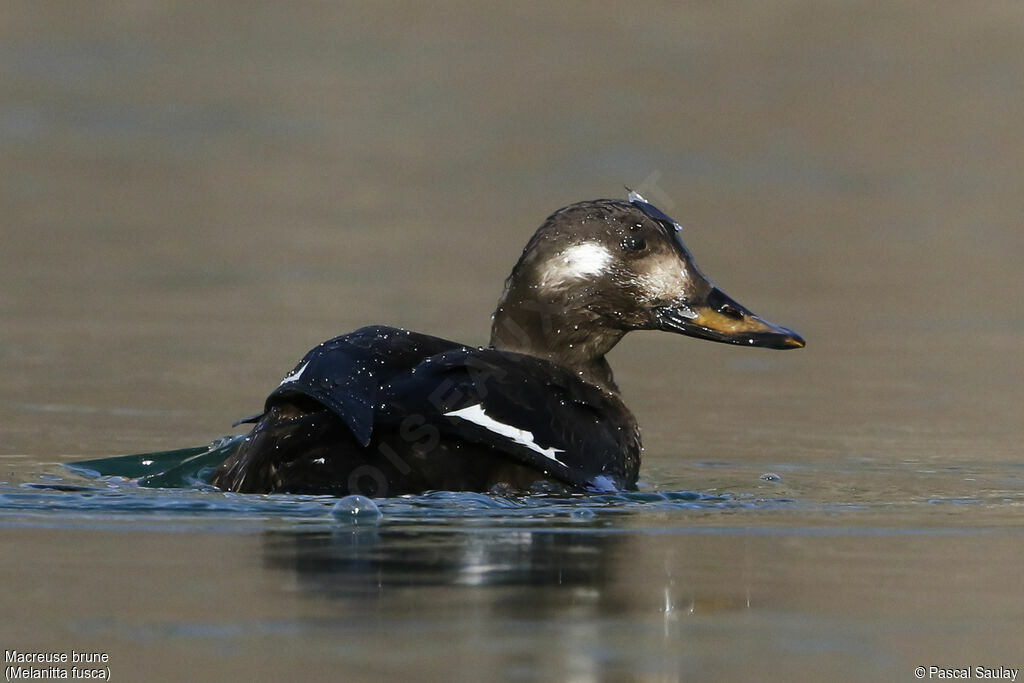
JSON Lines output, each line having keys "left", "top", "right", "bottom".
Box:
{"left": 378, "top": 348, "right": 641, "bottom": 490}
{"left": 255, "top": 325, "right": 463, "bottom": 447}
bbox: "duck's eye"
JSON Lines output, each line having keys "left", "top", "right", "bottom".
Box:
{"left": 718, "top": 303, "right": 744, "bottom": 320}
{"left": 621, "top": 235, "right": 646, "bottom": 252}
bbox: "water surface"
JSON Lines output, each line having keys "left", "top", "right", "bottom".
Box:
{"left": 2, "top": 2, "right": 1023, "bottom": 681}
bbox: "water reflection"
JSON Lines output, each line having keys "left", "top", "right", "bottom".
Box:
{"left": 261, "top": 524, "right": 752, "bottom": 618}
{"left": 257, "top": 524, "right": 775, "bottom": 679}
{"left": 253, "top": 520, "right": 1024, "bottom": 679}
{"left": 264, "top": 526, "right": 612, "bottom": 592}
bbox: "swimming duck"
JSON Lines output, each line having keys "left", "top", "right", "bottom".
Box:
{"left": 211, "top": 192, "right": 804, "bottom": 497}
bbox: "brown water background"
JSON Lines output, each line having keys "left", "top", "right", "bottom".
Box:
{"left": 2, "top": 2, "right": 1022, "bottom": 681}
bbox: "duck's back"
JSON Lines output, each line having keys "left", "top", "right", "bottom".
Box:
{"left": 211, "top": 325, "right": 640, "bottom": 496}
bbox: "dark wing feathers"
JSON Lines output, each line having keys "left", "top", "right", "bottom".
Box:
{"left": 378, "top": 348, "right": 639, "bottom": 488}
{"left": 246, "top": 325, "right": 640, "bottom": 490}
{"left": 262, "top": 325, "right": 461, "bottom": 447}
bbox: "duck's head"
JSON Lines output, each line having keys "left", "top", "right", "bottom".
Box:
{"left": 491, "top": 192, "right": 805, "bottom": 390}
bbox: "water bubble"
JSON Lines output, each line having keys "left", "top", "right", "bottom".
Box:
{"left": 759, "top": 472, "right": 782, "bottom": 482}
{"left": 331, "top": 495, "right": 382, "bottom": 523}
{"left": 570, "top": 508, "right": 596, "bottom": 520}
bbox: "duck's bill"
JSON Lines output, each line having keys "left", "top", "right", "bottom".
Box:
{"left": 654, "top": 288, "right": 805, "bottom": 350}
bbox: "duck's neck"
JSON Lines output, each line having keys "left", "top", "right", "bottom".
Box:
{"left": 490, "top": 288, "right": 625, "bottom": 394}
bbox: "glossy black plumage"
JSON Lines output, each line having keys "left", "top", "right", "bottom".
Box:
{"left": 212, "top": 326, "right": 639, "bottom": 496}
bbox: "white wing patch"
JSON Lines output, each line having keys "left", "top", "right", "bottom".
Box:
{"left": 539, "top": 242, "right": 612, "bottom": 290}
{"left": 444, "top": 404, "right": 566, "bottom": 465}
{"left": 279, "top": 361, "right": 308, "bottom": 385}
